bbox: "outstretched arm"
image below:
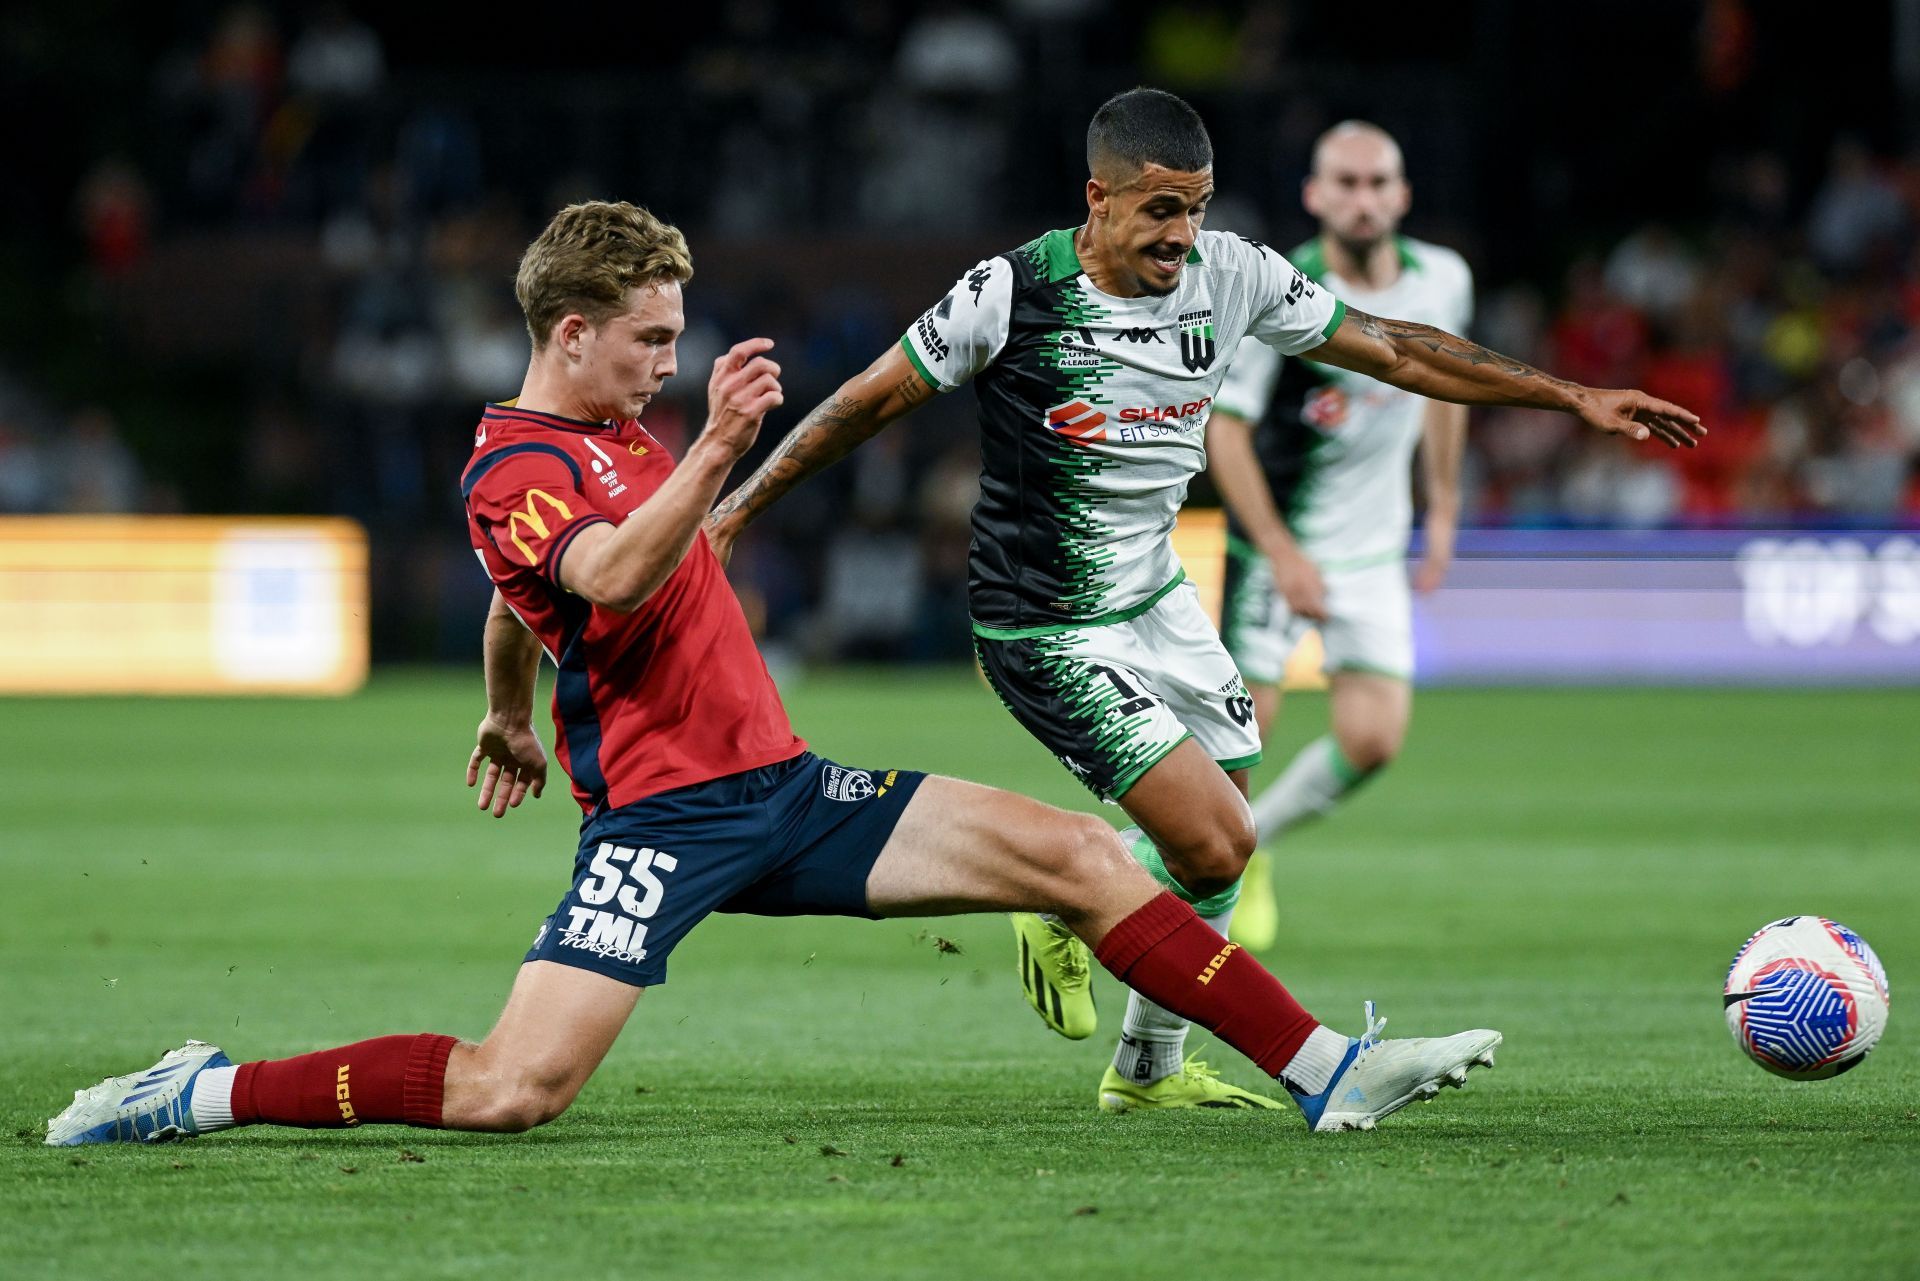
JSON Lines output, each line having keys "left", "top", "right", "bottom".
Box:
{"left": 1306, "top": 309, "right": 1704, "bottom": 448}
{"left": 704, "top": 343, "right": 937, "bottom": 565}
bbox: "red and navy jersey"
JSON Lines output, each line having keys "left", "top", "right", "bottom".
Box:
{"left": 461, "top": 402, "right": 805, "bottom": 811}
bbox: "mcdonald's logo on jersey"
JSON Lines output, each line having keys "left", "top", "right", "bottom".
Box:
{"left": 506, "top": 489, "right": 576, "bottom": 565}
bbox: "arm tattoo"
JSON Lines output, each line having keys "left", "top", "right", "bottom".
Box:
{"left": 889, "top": 370, "right": 937, "bottom": 410}
{"left": 1346, "top": 307, "right": 1580, "bottom": 394}
{"left": 710, "top": 392, "right": 890, "bottom": 527}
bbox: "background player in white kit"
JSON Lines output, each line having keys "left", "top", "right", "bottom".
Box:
{"left": 1208, "top": 122, "right": 1471, "bottom": 950}
{"left": 707, "top": 89, "right": 1701, "bottom": 1114}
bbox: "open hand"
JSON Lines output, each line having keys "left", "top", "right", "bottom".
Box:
{"left": 467, "top": 715, "right": 547, "bottom": 818}
{"left": 1578, "top": 389, "right": 1705, "bottom": 449}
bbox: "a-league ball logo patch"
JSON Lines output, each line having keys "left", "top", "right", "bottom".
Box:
{"left": 822, "top": 765, "right": 876, "bottom": 802}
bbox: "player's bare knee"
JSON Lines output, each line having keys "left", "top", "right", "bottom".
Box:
{"left": 1159, "top": 824, "right": 1253, "bottom": 901}
{"left": 1342, "top": 729, "right": 1401, "bottom": 772}
{"left": 482, "top": 1076, "right": 577, "bottom": 1133}
{"left": 1047, "top": 815, "right": 1131, "bottom": 911}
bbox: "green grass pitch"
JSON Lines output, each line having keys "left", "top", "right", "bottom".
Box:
{"left": 4, "top": 671, "right": 1917, "bottom": 1279}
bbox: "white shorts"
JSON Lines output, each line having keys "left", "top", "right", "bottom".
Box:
{"left": 973, "top": 579, "right": 1262, "bottom": 802}
{"left": 1222, "top": 544, "right": 1414, "bottom": 686}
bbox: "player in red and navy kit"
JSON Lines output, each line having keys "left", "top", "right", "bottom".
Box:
{"left": 46, "top": 202, "right": 1503, "bottom": 1146}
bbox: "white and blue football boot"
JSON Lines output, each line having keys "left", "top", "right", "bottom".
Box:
{"left": 1289, "top": 1003, "right": 1501, "bottom": 1133}
{"left": 44, "top": 1041, "right": 231, "bottom": 1146}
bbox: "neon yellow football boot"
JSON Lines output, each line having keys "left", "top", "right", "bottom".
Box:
{"left": 1228, "top": 849, "right": 1279, "bottom": 951}
{"left": 1097, "top": 1055, "right": 1284, "bottom": 1112}
{"left": 1011, "top": 912, "right": 1097, "bottom": 1039}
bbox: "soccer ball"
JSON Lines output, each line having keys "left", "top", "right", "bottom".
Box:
{"left": 1723, "top": 916, "right": 1890, "bottom": 1080}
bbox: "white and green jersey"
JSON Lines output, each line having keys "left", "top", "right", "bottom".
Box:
{"left": 1213, "top": 235, "right": 1473, "bottom": 570}
{"left": 901, "top": 226, "right": 1343, "bottom": 636}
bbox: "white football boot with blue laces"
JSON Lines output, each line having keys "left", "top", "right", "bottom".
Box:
{"left": 44, "top": 1041, "right": 231, "bottom": 1146}
{"left": 1289, "top": 1003, "right": 1501, "bottom": 1133}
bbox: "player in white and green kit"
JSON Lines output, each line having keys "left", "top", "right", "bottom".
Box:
{"left": 1209, "top": 122, "right": 1472, "bottom": 950}
{"left": 707, "top": 89, "right": 1701, "bottom": 1117}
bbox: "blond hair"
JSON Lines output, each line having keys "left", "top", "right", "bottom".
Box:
{"left": 515, "top": 201, "right": 694, "bottom": 348}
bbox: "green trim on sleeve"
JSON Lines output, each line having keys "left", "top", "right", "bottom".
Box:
{"left": 1319, "top": 298, "right": 1347, "bottom": 341}
{"left": 899, "top": 334, "right": 939, "bottom": 389}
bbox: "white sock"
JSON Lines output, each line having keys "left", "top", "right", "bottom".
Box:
{"left": 1249, "top": 735, "right": 1371, "bottom": 845}
{"left": 189, "top": 1064, "right": 240, "bottom": 1133}
{"left": 1279, "top": 1026, "right": 1352, "bottom": 1096}
{"left": 1112, "top": 902, "right": 1236, "bottom": 1085}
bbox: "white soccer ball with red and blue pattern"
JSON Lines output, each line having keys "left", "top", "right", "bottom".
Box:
{"left": 1724, "top": 916, "right": 1890, "bottom": 1081}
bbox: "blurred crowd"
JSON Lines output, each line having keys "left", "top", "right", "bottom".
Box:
{"left": 7, "top": 2, "right": 1920, "bottom": 659}
{"left": 1460, "top": 140, "right": 1920, "bottom": 529}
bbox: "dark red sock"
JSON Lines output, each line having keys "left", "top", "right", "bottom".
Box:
{"left": 232, "top": 1034, "right": 457, "bottom": 1129}
{"left": 1094, "top": 892, "right": 1319, "bottom": 1078}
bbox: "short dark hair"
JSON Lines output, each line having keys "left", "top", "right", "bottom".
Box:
{"left": 1086, "top": 87, "right": 1212, "bottom": 180}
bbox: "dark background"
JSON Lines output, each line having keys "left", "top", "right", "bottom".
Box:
{"left": 4, "top": 1, "right": 1917, "bottom": 661}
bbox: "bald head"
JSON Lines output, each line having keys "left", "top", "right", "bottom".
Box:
{"left": 1303, "top": 120, "right": 1410, "bottom": 263}
{"left": 1311, "top": 121, "right": 1405, "bottom": 181}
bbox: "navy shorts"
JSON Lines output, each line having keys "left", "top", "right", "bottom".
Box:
{"left": 525, "top": 752, "right": 926, "bottom": 987}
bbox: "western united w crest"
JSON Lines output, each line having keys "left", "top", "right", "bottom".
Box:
{"left": 1178, "top": 310, "right": 1216, "bottom": 372}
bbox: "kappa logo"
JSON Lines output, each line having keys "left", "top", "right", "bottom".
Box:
{"left": 967, "top": 265, "right": 991, "bottom": 304}
{"left": 1046, "top": 400, "right": 1109, "bottom": 445}
{"left": 506, "top": 489, "right": 576, "bottom": 565}
{"left": 822, "top": 765, "right": 876, "bottom": 802}
{"left": 1178, "top": 309, "right": 1216, "bottom": 372}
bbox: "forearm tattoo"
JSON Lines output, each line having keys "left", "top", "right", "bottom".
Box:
{"left": 712, "top": 374, "right": 929, "bottom": 526}
{"left": 1347, "top": 308, "right": 1580, "bottom": 393}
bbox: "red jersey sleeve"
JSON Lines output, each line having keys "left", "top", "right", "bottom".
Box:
{"left": 465, "top": 444, "right": 614, "bottom": 587}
